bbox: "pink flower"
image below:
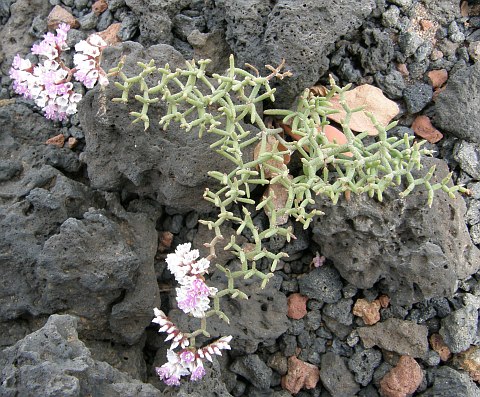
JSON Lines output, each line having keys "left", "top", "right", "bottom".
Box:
{"left": 155, "top": 349, "right": 190, "bottom": 386}
{"left": 176, "top": 278, "right": 217, "bottom": 318}
{"left": 190, "top": 361, "right": 206, "bottom": 381}
{"left": 73, "top": 34, "right": 108, "bottom": 89}
{"left": 152, "top": 308, "right": 189, "bottom": 349}
{"left": 166, "top": 243, "right": 211, "bottom": 284}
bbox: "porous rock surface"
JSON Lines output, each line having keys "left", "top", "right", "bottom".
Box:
{"left": 311, "top": 157, "right": 480, "bottom": 305}
{"left": 0, "top": 314, "right": 161, "bottom": 397}
{"left": 79, "top": 41, "right": 250, "bottom": 213}
{"left": 435, "top": 62, "right": 480, "bottom": 143}
{"left": 0, "top": 103, "right": 160, "bottom": 347}
{"left": 204, "top": 0, "right": 376, "bottom": 107}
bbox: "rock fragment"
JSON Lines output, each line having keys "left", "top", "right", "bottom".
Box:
{"left": 287, "top": 293, "right": 308, "bottom": 320}
{"left": 281, "top": 356, "right": 320, "bottom": 395}
{"left": 358, "top": 318, "right": 428, "bottom": 358}
{"left": 379, "top": 356, "right": 423, "bottom": 397}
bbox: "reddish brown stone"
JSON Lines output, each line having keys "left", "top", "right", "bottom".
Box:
{"left": 97, "top": 23, "right": 122, "bottom": 46}
{"left": 412, "top": 115, "right": 443, "bottom": 143}
{"left": 353, "top": 298, "right": 381, "bottom": 325}
{"left": 46, "top": 134, "right": 65, "bottom": 148}
{"left": 397, "top": 63, "right": 409, "bottom": 77}
{"left": 419, "top": 19, "right": 434, "bottom": 31}
{"left": 92, "top": 0, "right": 108, "bottom": 15}
{"left": 157, "top": 231, "right": 174, "bottom": 253}
{"left": 281, "top": 356, "right": 320, "bottom": 395}
{"left": 378, "top": 295, "right": 391, "bottom": 309}
{"left": 47, "top": 5, "right": 79, "bottom": 30}
{"left": 430, "top": 334, "right": 452, "bottom": 362}
{"left": 287, "top": 293, "right": 308, "bottom": 320}
{"left": 379, "top": 356, "right": 423, "bottom": 397}
{"left": 427, "top": 69, "right": 448, "bottom": 89}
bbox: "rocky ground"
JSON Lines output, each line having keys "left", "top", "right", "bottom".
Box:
{"left": 1, "top": 0, "right": 480, "bottom": 396}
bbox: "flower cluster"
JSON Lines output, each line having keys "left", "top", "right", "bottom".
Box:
{"left": 73, "top": 34, "right": 108, "bottom": 88}
{"left": 9, "top": 23, "right": 108, "bottom": 121}
{"left": 153, "top": 308, "right": 233, "bottom": 386}
{"left": 166, "top": 243, "right": 217, "bottom": 318}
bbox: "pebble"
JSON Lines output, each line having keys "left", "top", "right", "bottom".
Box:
{"left": 353, "top": 298, "right": 382, "bottom": 325}
{"left": 230, "top": 355, "right": 272, "bottom": 390}
{"left": 320, "top": 352, "right": 360, "bottom": 397}
{"left": 440, "top": 304, "right": 479, "bottom": 353}
{"left": 348, "top": 348, "right": 383, "bottom": 386}
{"left": 298, "top": 265, "right": 343, "bottom": 304}
{"left": 323, "top": 298, "right": 353, "bottom": 326}
{"left": 287, "top": 293, "right": 308, "bottom": 320}
{"left": 281, "top": 356, "right": 320, "bottom": 395}
{"left": 379, "top": 356, "right": 423, "bottom": 397}
{"left": 453, "top": 141, "right": 480, "bottom": 180}
{"left": 118, "top": 14, "right": 139, "bottom": 41}
{"left": 96, "top": 9, "right": 113, "bottom": 31}
{"left": 79, "top": 11, "right": 98, "bottom": 30}
{"left": 358, "top": 318, "right": 428, "bottom": 357}
{"left": 403, "top": 82, "right": 433, "bottom": 113}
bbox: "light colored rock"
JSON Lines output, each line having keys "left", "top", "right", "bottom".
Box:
{"left": 327, "top": 84, "right": 399, "bottom": 135}
{"left": 454, "top": 345, "right": 480, "bottom": 382}
{"left": 379, "top": 356, "right": 423, "bottom": 397}
{"left": 427, "top": 69, "right": 448, "bottom": 88}
{"left": 92, "top": 0, "right": 108, "bottom": 15}
{"left": 47, "top": 5, "right": 79, "bottom": 29}
{"left": 281, "top": 356, "right": 320, "bottom": 395}
{"left": 98, "top": 23, "right": 122, "bottom": 46}
{"left": 353, "top": 298, "right": 381, "bottom": 325}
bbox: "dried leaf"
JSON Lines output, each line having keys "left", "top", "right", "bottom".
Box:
{"left": 327, "top": 84, "right": 399, "bottom": 135}
{"left": 253, "top": 135, "right": 289, "bottom": 178}
{"left": 262, "top": 177, "right": 292, "bottom": 226}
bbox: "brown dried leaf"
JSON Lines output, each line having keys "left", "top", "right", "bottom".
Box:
{"left": 253, "top": 135, "right": 289, "bottom": 178}
{"left": 327, "top": 84, "right": 399, "bottom": 135}
{"left": 262, "top": 177, "right": 292, "bottom": 226}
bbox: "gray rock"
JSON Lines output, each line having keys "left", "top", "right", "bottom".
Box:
{"left": 0, "top": 160, "right": 22, "bottom": 182}
{"left": 320, "top": 352, "right": 360, "bottom": 397}
{"left": 230, "top": 355, "right": 273, "bottom": 390}
{"left": 298, "top": 265, "right": 343, "bottom": 304}
{"left": 435, "top": 62, "right": 480, "bottom": 143}
{"left": 0, "top": 314, "right": 161, "bottom": 397}
{"left": 187, "top": 29, "right": 231, "bottom": 74}
{"left": 79, "top": 11, "right": 98, "bottom": 30}
{"left": 323, "top": 298, "right": 353, "bottom": 326}
{"left": 79, "top": 42, "right": 244, "bottom": 213}
{"left": 173, "top": 13, "right": 206, "bottom": 41}
{"left": 354, "top": 28, "right": 395, "bottom": 74}
{"left": 374, "top": 69, "right": 406, "bottom": 99}
{"left": 419, "top": 366, "right": 480, "bottom": 397}
{"left": 171, "top": 274, "right": 289, "bottom": 354}
{"left": 36, "top": 201, "right": 160, "bottom": 344}
{"left": 205, "top": 0, "right": 376, "bottom": 108}
{"left": 388, "top": 0, "right": 411, "bottom": 6}
{"left": 118, "top": 14, "right": 138, "bottom": 41}
{"left": 108, "top": 0, "right": 126, "bottom": 11}
{"left": 466, "top": 201, "right": 480, "bottom": 225}
{"left": 381, "top": 6, "right": 400, "bottom": 29}
{"left": 97, "top": 9, "right": 113, "bottom": 31}
{"left": 454, "top": 141, "right": 480, "bottom": 180}
{"left": 311, "top": 158, "right": 480, "bottom": 305}
{"left": 0, "top": 0, "right": 50, "bottom": 76}
{"left": 440, "top": 305, "right": 479, "bottom": 353}
{"left": 348, "top": 348, "right": 382, "bottom": 386}
{"left": 471, "top": 223, "right": 480, "bottom": 244}
{"left": 125, "top": 0, "right": 174, "bottom": 45}
{"left": 398, "top": 32, "right": 423, "bottom": 58}
{"left": 403, "top": 82, "right": 433, "bottom": 114}
{"left": 357, "top": 318, "right": 428, "bottom": 358}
